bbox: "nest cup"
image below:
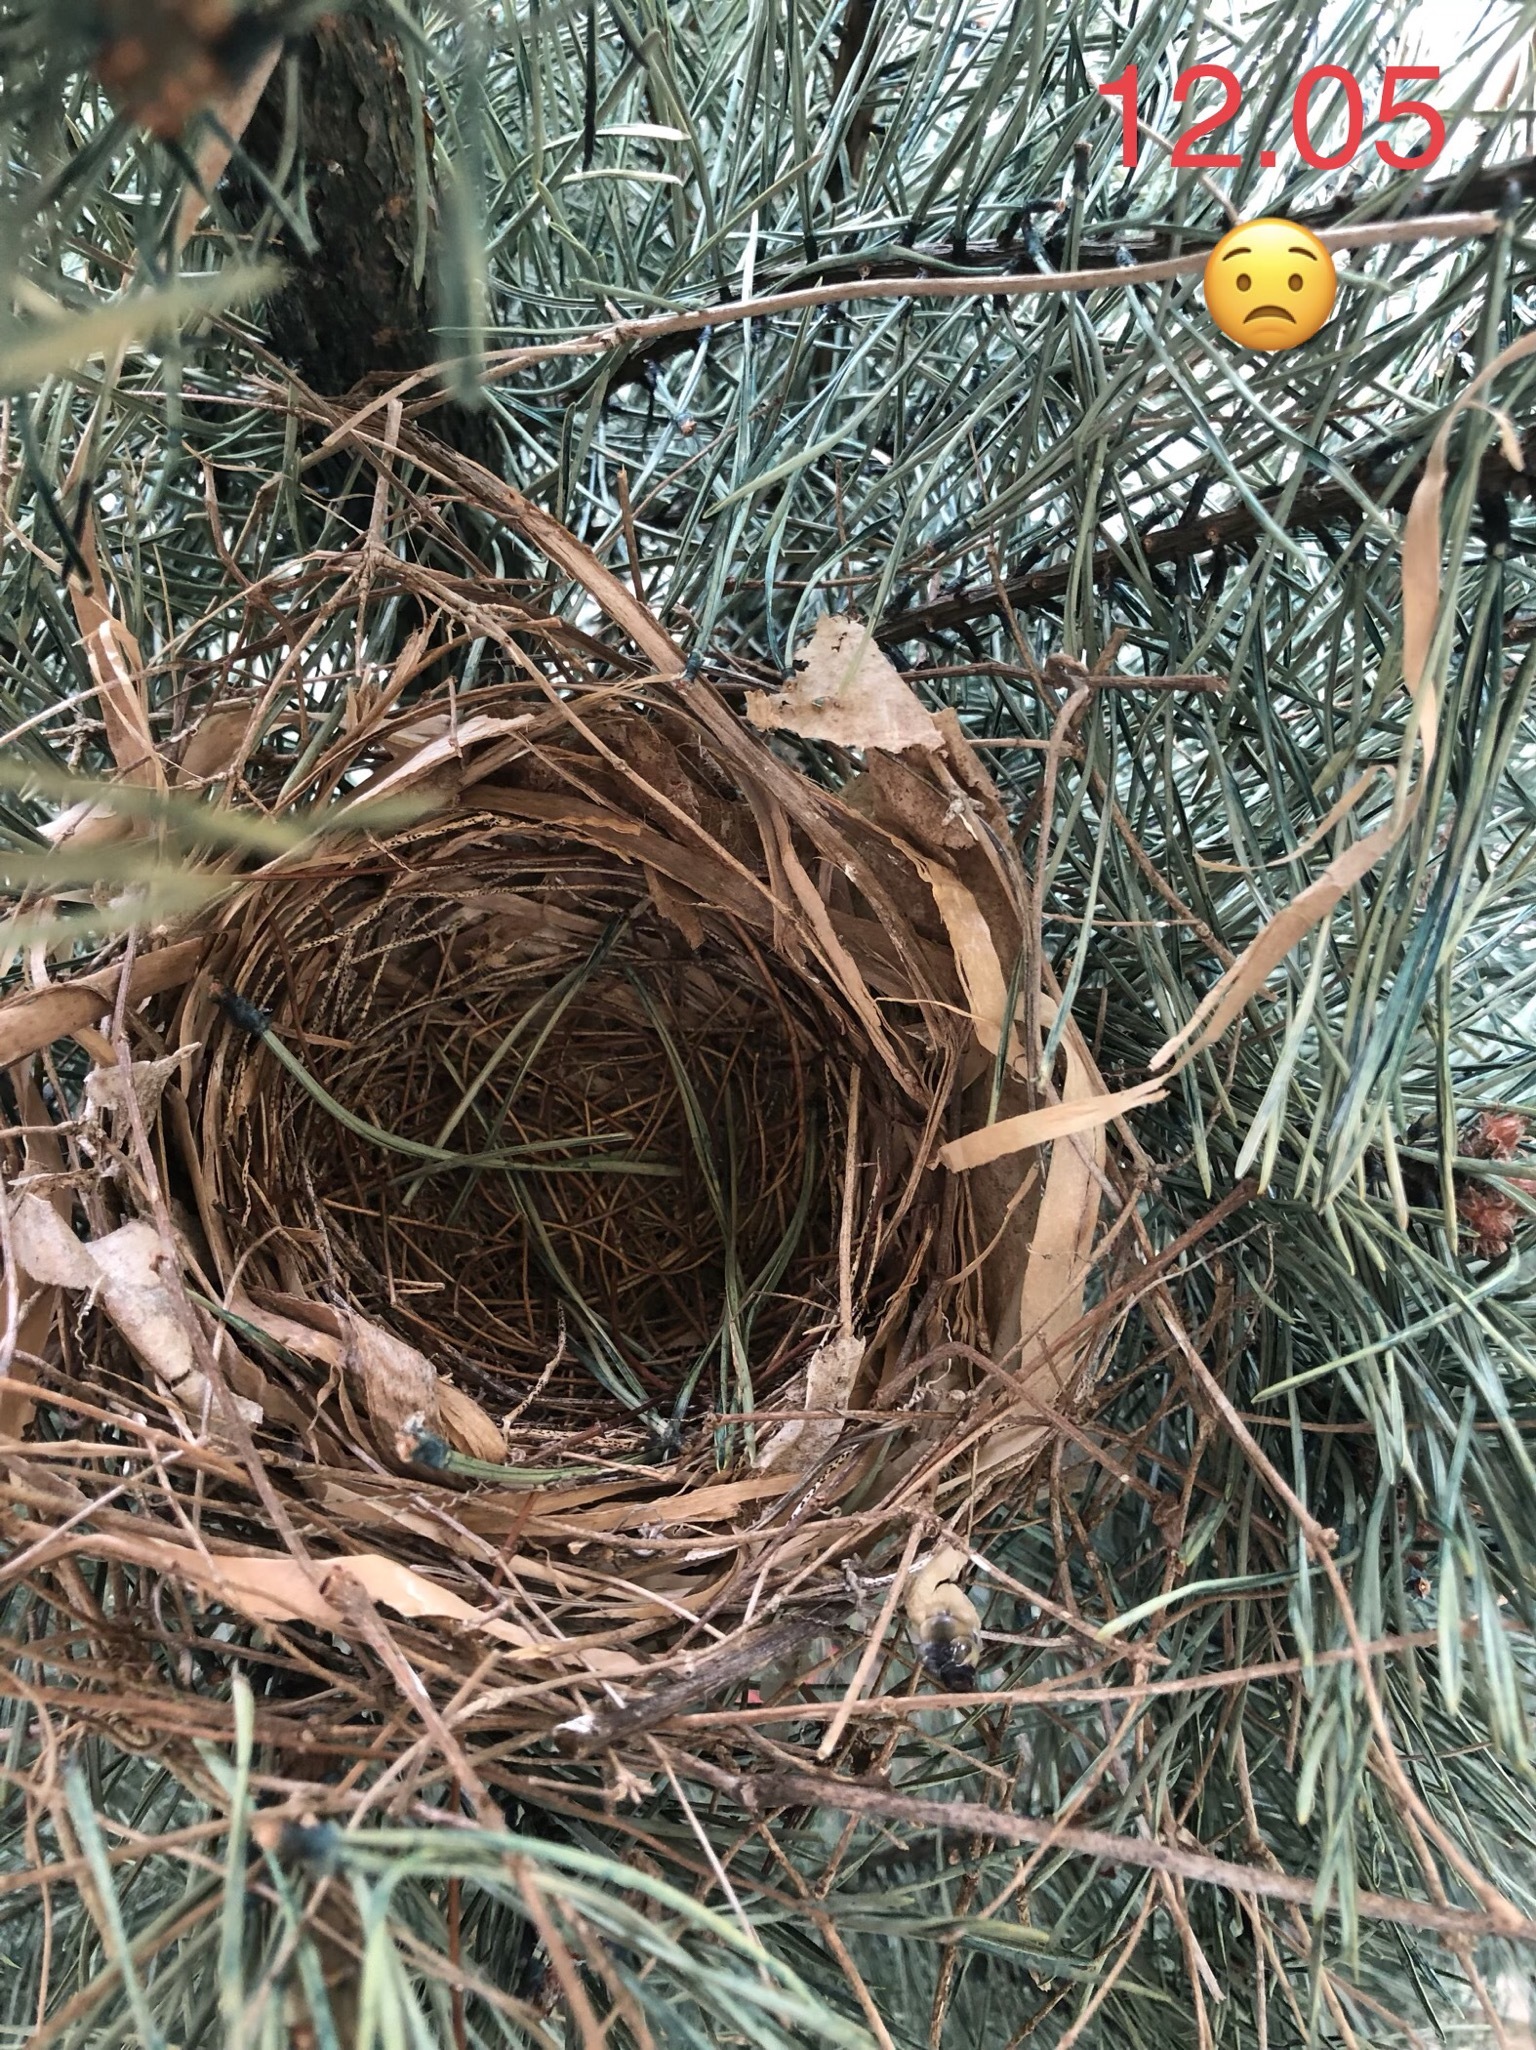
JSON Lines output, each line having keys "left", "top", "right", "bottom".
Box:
{"left": 209, "top": 812, "right": 852, "bottom": 1441}
{"left": 192, "top": 689, "right": 958, "bottom": 1469}
{"left": 1, "top": 603, "right": 1112, "bottom": 1760}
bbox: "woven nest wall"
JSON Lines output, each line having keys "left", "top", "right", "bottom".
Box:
{"left": 0, "top": 551, "right": 1128, "bottom": 1776}
{"left": 205, "top": 719, "right": 880, "bottom": 1439}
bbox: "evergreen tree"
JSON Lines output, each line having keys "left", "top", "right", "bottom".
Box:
{"left": 2, "top": 2, "right": 1536, "bottom": 2043}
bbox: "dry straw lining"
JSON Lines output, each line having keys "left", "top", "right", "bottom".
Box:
{"left": 210, "top": 821, "right": 858, "bottom": 1436}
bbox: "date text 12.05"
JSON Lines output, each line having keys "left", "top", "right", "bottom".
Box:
{"left": 1098, "top": 65, "right": 1442, "bottom": 173}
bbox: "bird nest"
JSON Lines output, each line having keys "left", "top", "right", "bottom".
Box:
{"left": 207, "top": 735, "right": 859, "bottom": 1443}
{"left": 0, "top": 550, "right": 1130, "bottom": 1779}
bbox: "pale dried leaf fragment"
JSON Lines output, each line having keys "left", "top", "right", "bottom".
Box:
{"left": 1150, "top": 831, "right": 1395, "bottom": 1070}
{"left": 1195, "top": 768, "right": 1382, "bottom": 873}
{"left": 756, "top": 1333, "right": 863, "bottom": 1473}
{"left": 84, "top": 1048, "right": 195, "bottom": 1129}
{"left": 438, "top": 1383, "right": 505, "bottom": 1463}
{"left": 911, "top": 855, "right": 1018, "bottom": 1065}
{"left": 47, "top": 1527, "right": 639, "bottom": 1676}
{"left": 228, "top": 1296, "right": 343, "bottom": 1368}
{"left": 902, "top": 858, "right": 1120, "bottom": 1459}
{"left": 38, "top": 799, "right": 132, "bottom": 854}
{"left": 747, "top": 614, "right": 943, "bottom": 753}
{"left": 644, "top": 863, "right": 705, "bottom": 947}
{"left": 174, "top": 702, "right": 260, "bottom": 787}
{"left": 764, "top": 798, "right": 918, "bottom": 1092}
{"left": 340, "top": 1309, "right": 440, "bottom": 1436}
{"left": 1015, "top": 1003, "right": 1106, "bottom": 1375}
{"left": 7, "top": 1190, "right": 96, "bottom": 1290}
{"left": 331, "top": 711, "right": 536, "bottom": 817}
{"left": 977, "top": 1003, "right": 1111, "bottom": 1479}
{"left": 68, "top": 582, "right": 166, "bottom": 792}
{"left": 7, "top": 1198, "right": 261, "bottom": 1437}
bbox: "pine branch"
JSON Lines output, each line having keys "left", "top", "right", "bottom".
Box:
{"left": 759, "top": 146, "right": 1536, "bottom": 290}
{"left": 880, "top": 429, "right": 1536, "bottom": 642}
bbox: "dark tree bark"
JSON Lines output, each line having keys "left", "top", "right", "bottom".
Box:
{"left": 245, "top": 16, "right": 433, "bottom": 394}
{"left": 230, "top": 13, "right": 501, "bottom": 468}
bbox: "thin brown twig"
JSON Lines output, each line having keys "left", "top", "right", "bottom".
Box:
{"left": 312, "top": 213, "right": 1498, "bottom": 459}
{"left": 685, "top": 1758, "right": 1536, "bottom": 1943}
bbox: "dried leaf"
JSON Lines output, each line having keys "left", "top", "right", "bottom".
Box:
{"left": 1195, "top": 768, "right": 1382, "bottom": 874}
{"left": 334, "top": 712, "right": 535, "bottom": 812}
{"left": 8, "top": 1200, "right": 261, "bottom": 1437}
{"left": 746, "top": 614, "right": 943, "bottom": 752}
{"left": 998, "top": 1002, "right": 1111, "bottom": 1442}
{"left": 8, "top": 1189, "right": 96, "bottom": 1290}
{"left": 47, "top": 1527, "right": 639, "bottom": 1676}
{"left": 899, "top": 856, "right": 1119, "bottom": 1446}
{"left": 173, "top": 702, "right": 259, "bottom": 787}
{"left": 38, "top": 798, "right": 133, "bottom": 853}
{"left": 0, "top": 1079, "right": 73, "bottom": 1440}
{"left": 912, "top": 855, "right": 1016, "bottom": 1063}
{"left": 492, "top": 480, "right": 683, "bottom": 674}
{"left": 756, "top": 1333, "right": 863, "bottom": 1473}
{"left": 462, "top": 1472, "right": 791, "bottom": 1539}
{"left": 438, "top": 1383, "right": 505, "bottom": 1463}
{"left": 0, "top": 1294, "right": 49, "bottom": 1440}
{"left": 1151, "top": 825, "right": 1396, "bottom": 1071}
{"left": 68, "top": 581, "right": 166, "bottom": 792}
{"left": 1475, "top": 401, "right": 1527, "bottom": 475}
{"left": 341, "top": 1310, "right": 440, "bottom": 1436}
{"left": 767, "top": 799, "right": 918, "bottom": 1091}
{"left": 229, "top": 1295, "right": 344, "bottom": 1367}
{"left": 84, "top": 1048, "right": 194, "bottom": 1128}
{"left": 940, "top": 1078, "right": 1167, "bottom": 1171}
{"left": 85, "top": 1222, "right": 263, "bottom": 1434}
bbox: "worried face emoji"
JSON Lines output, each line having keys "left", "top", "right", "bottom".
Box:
{"left": 1202, "top": 219, "right": 1337, "bottom": 352}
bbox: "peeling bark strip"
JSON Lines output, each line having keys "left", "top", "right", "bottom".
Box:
{"left": 553, "top": 1607, "right": 839, "bottom": 1756}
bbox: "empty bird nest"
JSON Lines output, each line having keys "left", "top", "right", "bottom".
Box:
{"left": 0, "top": 538, "right": 1146, "bottom": 1786}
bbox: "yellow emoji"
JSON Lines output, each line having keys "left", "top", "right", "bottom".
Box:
{"left": 1202, "top": 218, "right": 1337, "bottom": 352}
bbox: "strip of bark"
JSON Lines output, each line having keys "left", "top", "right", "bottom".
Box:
{"left": 553, "top": 1607, "right": 839, "bottom": 1757}
{"left": 880, "top": 431, "right": 1535, "bottom": 642}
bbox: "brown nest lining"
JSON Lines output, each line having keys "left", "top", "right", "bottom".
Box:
{"left": 166, "top": 659, "right": 1113, "bottom": 1504}
{"left": 210, "top": 810, "right": 856, "bottom": 1435}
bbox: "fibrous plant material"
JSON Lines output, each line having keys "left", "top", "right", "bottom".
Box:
{"left": 6, "top": 0, "right": 1536, "bottom": 2042}
{"left": 0, "top": 498, "right": 1138, "bottom": 1794}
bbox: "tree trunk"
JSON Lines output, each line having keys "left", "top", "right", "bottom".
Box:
{"left": 232, "top": 14, "right": 501, "bottom": 469}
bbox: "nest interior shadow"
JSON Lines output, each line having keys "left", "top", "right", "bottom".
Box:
{"left": 216, "top": 828, "right": 849, "bottom": 1435}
